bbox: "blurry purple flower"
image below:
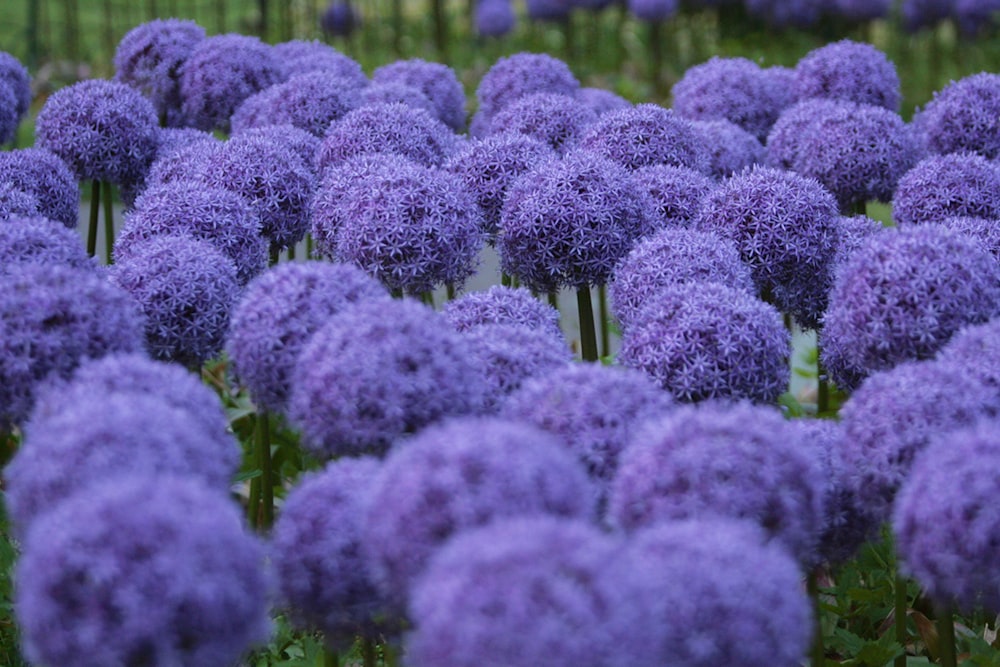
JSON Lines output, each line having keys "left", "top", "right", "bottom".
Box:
{"left": 745, "top": 0, "right": 824, "bottom": 26}
{"left": 940, "top": 215, "right": 1000, "bottom": 261}
{"left": 689, "top": 119, "right": 765, "bottom": 179}
{"left": 794, "top": 40, "right": 901, "bottom": 111}
{"left": 766, "top": 98, "right": 853, "bottom": 171}
{"left": 576, "top": 87, "right": 631, "bottom": 116}
{"left": 0, "top": 184, "right": 39, "bottom": 220}
{"left": 476, "top": 0, "right": 517, "bottom": 37}
{"left": 911, "top": 72, "right": 1000, "bottom": 159}
{"left": 230, "top": 71, "right": 361, "bottom": 138}
{"left": 0, "top": 81, "right": 19, "bottom": 144}
{"left": 937, "top": 317, "right": 1000, "bottom": 403}
{"left": 526, "top": 0, "right": 572, "bottom": 21}
{"left": 0, "top": 51, "right": 31, "bottom": 120}
{"left": 488, "top": 92, "right": 598, "bottom": 154}
{"left": 0, "top": 215, "right": 93, "bottom": 275}
{"left": 359, "top": 82, "right": 437, "bottom": 117}
{"left": 578, "top": 103, "right": 709, "bottom": 172}
{"left": 892, "top": 152, "right": 1000, "bottom": 225}
{"left": 372, "top": 59, "right": 467, "bottom": 132}
{"left": 476, "top": 52, "right": 580, "bottom": 122}
{"left": 833, "top": 0, "right": 892, "bottom": 20}
{"left": 628, "top": 164, "right": 715, "bottom": 229}
{"left": 272, "top": 39, "right": 367, "bottom": 86}
{"left": 320, "top": 1, "right": 359, "bottom": 37}
{"left": 628, "top": 0, "right": 679, "bottom": 20}
{"left": 954, "top": 0, "right": 1000, "bottom": 35}
{"left": 442, "top": 285, "right": 563, "bottom": 338}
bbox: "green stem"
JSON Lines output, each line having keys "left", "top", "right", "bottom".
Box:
{"left": 936, "top": 602, "right": 957, "bottom": 667}
{"left": 87, "top": 180, "right": 99, "bottom": 257}
{"left": 256, "top": 411, "right": 274, "bottom": 530}
{"left": 102, "top": 181, "right": 114, "bottom": 265}
{"left": 895, "top": 570, "right": 908, "bottom": 667}
{"left": 577, "top": 286, "right": 599, "bottom": 362}
{"left": 420, "top": 291, "right": 435, "bottom": 308}
{"left": 598, "top": 283, "right": 610, "bottom": 359}
{"left": 306, "top": 233, "right": 314, "bottom": 259}
{"left": 361, "top": 638, "right": 376, "bottom": 667}
{"left": 501, "top": 272, "right": 512, "bottom": 287}
{"left": 446, "top": 282, "right": 456, "bottom": 301}
{"left": 287, "top": 244, "right": 296, "bottom": 262}
{"left": 808, "top": 567, "right": 825, "bottom": 667}
{"left": 323, "top": 647, "right": 338, "bottom": 667}
{"left": 547, "top": 291, "right": 558, "bottom": 310}
{"left": 247, "top": 473, "right": 261, "bottom": 529}
{"left": 269, "top": 246, "right": 280, "bottom": 266}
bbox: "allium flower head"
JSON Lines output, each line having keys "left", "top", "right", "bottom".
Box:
{"left": 109, "top": 236, "right": 241, "bottom": 368}
{"left": 745, "top": 0, "right": 824, "bottom": 27}
{"left": 319, "top": 3, "right": 360, "bottom": 38}
{"left": 288, "top": 299, "right": 487, "bottom": 458}
{"left": 487, "top": 92, "right": 598, "bottom": 154}
{"left": 902, "top": 0, "right": 952, "bottom": 30}
{"left": 15, "top": 476, "right": 270, "bottom": 667}
{"left": 833, "top": 0, "right": 892, "bottom": 20}
{"left": 363, "top": 416, "right": 595, "bottom": 605}
{"left": 628, "top": 0, "right": 678, "bottom": 20}
{"left": 359, "top": 82, "right": 437, "bottom": 117}
{"left": 0, "top": 149, "right": 78, "bottom": 229}
{"left": 628, "top": 164, "right": 715, "bottom": 229}
{"left": 892, "top": 152, "right": 1000, "bottom": 225}
{"left": 372, "top": 59, "right": 467, "bottom": 131}
{"left": 236, "top": 124, "right": 321, "bottom": 179}
{"left": 0, "top": 51, "right": 31, "bottom": 120}
{"left": 230, "top": 71, "right": 361, "bottom": 137}
{"left": 576, "top": 86, "right": 631, "bottom": 116}
{"left": 141, "top": 134, "right": 222, "bottom": 192}
{"left": 226, "top": 261, "right": 390, "bottom": 413}
{"left": 0, "top": 215, "right": 93, "bottom": 275}
{"left": 940, "top": 215, "right": 1000, "bottom": 261}
{"left": 273, "top": 39, "right": 367, "bottom": 86}
{"left": 954, "top": 0, "right": 1000, "bottom": 35}
{"left": 911, "top": 73, "right": 1000, "bottom": 159}
{"left": 937, "top": 317, "right": 1000, "bottom": 403}
{"left": 766, "top": 98, "right": 855, "bottom": 171}
{"left": 35, "top": 78, "right": 159, "bottom": 186}
{"left": 610, "top": 227, "right": 755, "bottom": 330}
{"left": 0, "top": 81, "right": 19, "bottom": 144}
{"left": 0, "top": 184, "right": 39, "bottom": 220}
{"left": 476, "top": 52, "right": 580, "bottom": 122}
{"left": 618, "top": 281, "right": 790, "bottom": 403}
{"left": 794, "top": 40, "right": 901, "bottom": 111}
{"left": 690, "top": 118, "right": 765, "bottom": 179}
{"left": 441, "top": 285, "right": 563, "bottom": 338}
{"left": 476, "top": 0, "right": 516, "bottom": 37}
{"left": 609, "top": 401, "right": 825, "bottom": 564}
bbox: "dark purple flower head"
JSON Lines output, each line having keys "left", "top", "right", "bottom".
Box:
{"left": 272, "top": 457, "right": 393, "bottom": 646}
{"left": 937, "top": 317, "right": 1000, "bottom": 403}
{"left": 476, "top": 52, "right": 580, "bottom": 122}
{"left": 35, "top": 79, "right": 159, "bottom": 186}
{"left": 498, "top": 150, "right": 653, "bottom": 292}
{"left": 618, "top": 281, "right": 790, "bottom": 403}
{"left": 116, "top": 180, "right": 266, "bottom": 285}
{"left": 0, "top": 81, "right": 19, "bottom": 144}
{"left": 821, "top": 224, "right": 1000, "bottom": 390}
{"left": 178, "top": 33, "right": 286, "bottom": 132}
{"left": 902, "top": 0, "right": 952, "bottom": 30}
{"left": 476, "top": 0, "right": 517, "bottom": 37}
{"left": 525, "top": 0, "right": 572, "bottom": 21}
{"left": 487, "top": 92, "right": 598, "bottom": 154}
{"left": 364, "top": 416, "right": 595, "bottom": 606}
{"left": 113, "top": 19, "right": 206, "bottom": 126}
{"left": 628, "top": 164, "right": 715, "bottom": 229}
{"left": 609, "top": 401, "right": 826, "bottom": 564}
{"left": 319, "top": 2, "right": 360, "bottom": 37}
{"left": 939, "top": 215, "right": 1000, "bottom": 261}
{"left": 745, "top": 0, "right": 824, "bottom": 26}
{"left": 272, "top": 39, "right": 367, "bottom": 86}
{"left": 0, "top": 51, "right": 31, "bottom": 120}
{"left": 441, "top": 285, "right": 563, "bottom": 338}
{"left": 15, "top": 476, "right": 270, "bottom": 667}
{"left": 689, "top": 118, "right": 765, "bottom": 179}
{"left": 911, "top": 73, "right": 1000, "bottom": 159}
{"left": 0, "top": 184, "right": 39, "bottom": 220}
{"left": 444, "top": 132, "right": 556, "bottom": 239}
{"left": 317, "top": 102, "right": 460, "bottom": 172}
{"left": 0, "top": 215, "right": 93, "bottom": 275}
{"left": 359, "top": 82, "right": 436, "bottom": 117}
{"left": 794, "top": 40, "right": 901, "bottom": 111}
{"left": 833, "top": 0, "right": 892, "bottom": 20}
{"left": 226, "top": 261, "right": 390, "bottom": 413}
{"left": 372, "top": 59, "right": 467, "bottom": 132}
{"left": 0, "top": 149, "right": 78, "bottom": 229}
{"left": 628, "top": 0, "right": 679, "bottom": 20}
{"left": 894, "top": 421, "right": 1000, "bottom": 612}
{"left": 893, "top": 152, "right": 1000, "bottom": 225}
{"left": 288, "top": 298, "right": 488, "bottom": 458}
{"left": 576, "top": 86, "right": 631, "bottom": 116}
{"left": 406, "top": 516, "right": 624, "bottom": 667}
{"left": 230, "top": 71, "right": 361, "bottom": 137}
{"left": 954, "top": 0, "right": 1000, "bottom": 35}
{"left": 610, "top": 227, "right": 755, "bottom": 330}
{"left": 109, "top": 236, "right": 241, "bottom": 368}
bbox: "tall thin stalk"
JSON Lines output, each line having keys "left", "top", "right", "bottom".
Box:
{"left": 102, "top": 182, "right": 115, "bottom": 265}
{"left": 256, "top": 411, "right": 274, "bottom": 530}
{"left": 361, "top": 638, "right": 376, "bottom": 667}
{"left": 936, "top": 603, "right": 957, "bottom": 667}
{"left": 808, "top": 567, "right": 825, "bottom": 667}
{"left": 598, "top": 284, "right": 610, "bottom": 358}
{"left": 577, "top": 286, "right": 599, "bottom": 362}
{"left": 324, "top": 647, "right": 338, "bottom": 667}
{"left": 87, "top": 180, "right": 100, "bottom": 257}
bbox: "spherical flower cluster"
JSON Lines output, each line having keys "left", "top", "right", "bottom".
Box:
{"left": 830, "top": 215, "right": 885, "bottom": 273}
{"left": 441, "top": 285, "right": 563, "bottom": 338}
{"left": 911, "top": 73, "right": 1000, "bottom": 159}
{"left": 954, "top": 0, "right": 1000, "bottom": 35}
{"left": 141, "top": 135, "right": 221, "bottom": 193}
{"left": 498, "top": 150, "right": 652, "bottom": 292}
{"left": 902, "top": 0, "right": 953, "bottom": 31}
{"left": 526, "top": 0, "right": 571, "bottom": 20}
{"left": 230, "top": 71, "right": 361, "bottom": 137}
{"left": 238, "top": 124, "right": 320, "bottom": 179}
{"left": 178, "top": 33, "right": 286, "bottom": 132}
{"left": 936, "top": 317, "right": 1000, "bottom": 403}
{"left": 0, "top": 215, "right": 93, "bottom": 275}
{"left": 0, "top": 79, "right": 19, "bottom": 144}
{"left": 288, "top": 299, "right": 487, "bottom": 458}
{"left": 0, "top": 264, "right": 144, "bottom": 428}
{"left": 0, "top": 149, "right": 79, "bottom": 229}
{"left": 319, "top": 2, "right": 359, "bottom": 37}
{"left": 272, "top": 39, "right": 367, "bottom": 86}
{"left": 628, "top": 0, "right": 679, "bottom": 20}
{"left": 35, "top": 78, "right": 159, "bottom": 186}
{"left": 271, "top": 457, "right": 392, "bottom": 646}
{"left": 766, "top": 98, "right": 854, "bottom": 171}
{"left": 113, "top": 19, "right": 206, "bottom": 126}
{"left": 628, "top": 164, "right": 715, "bottom": 229}
{"left": 609, "top": 401, "right": 825, "bottom": 564}
{"left": 109, "top": 236, "right": 241, "bottom": 368}
{"left": 476, "top": 52, "right": 580, "bottom": 123}
{"left": 476, "top": 0, "right": 516, "bottom": 37}
{"left": 821, "top": 224, "right": 1000, "bottom": 390}
{"left": 833, "top": 0, "right": 892, "bottom": 20}
{"left": 892, "top": 152, "right": 1000, "bottom": 225}
{"left": 0, "top": 184, "right": 38, "bottom": 219}
{"left": 745, "top": 0, "right": 823, "bottom": 27}
{"left": 940, "top": 215, "right": 1000, "bottom": 261}
{"left": 618, "top": 281, "right": 790, "bottom": 403}
{"left": 363, "top": 416, "right": 594, "bottom": 604}
{"left": 15, "top": 476, "right": 270, "bottom": 667}
{"left": 577, "top": 103, "right": 709, "bottom": 173}
{"left": 226, "top": 261, "right": 390, "bottom": 413}
{"left": 0, "top": 51, "right": 31, "bottom": 120}
{"left": 359, "top": 82, "right": 436, "bottom": 116}
{"left": 576, "top": 86, "right": 631, "bottom": 116}
{"left": 487, "top": 92, "right": 598, "bottom": 154}
{"left": 610, "top": 227, "right": 755, "bottom": 330}
{"left": 794, "top": 39, "right": 901, "bottom": 111}
{"left": 690, "top": 119, "right": 765, "bottom": 178}
{"left": 372, "top": 59, "right": 467, "bottom": 131}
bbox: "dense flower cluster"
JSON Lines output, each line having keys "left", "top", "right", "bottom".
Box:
{"left": 487, "top": 92, "right": 598, "bottom": 154}
{"left": 690, "top": 119, "right": 765, "bottom": 178}
{"left": 237, "top": 124, "right": 320, "bottom": 178}
{"left": 892, "top": 152, "right": 1000, "bottom": 225}
{"left": 0, "top": 184, "right": 38, "bottom": 219}
{"left": 936, "top": 317, "right": 1000, "bottom": 403}
{"left": 230, "top": 71, "right": 361, "bottom": 137}
{"left": 940, "top": 215, "right": 1000, "bottom": 261}
{"left": 0, "top": 215, "right": 93, "bottom": 275}
{"left": 766, "top": 98, "right": 843, "bottom": 171}
{"left": 793, "top": 39, "right": 901, "bottom": 111}
{"left": 141, "top": 134, "right": 221, "bottom": 192}
{"left": 359, "top": 82, "right": 436, "bottom": 116}
{"left": 628, "top": 164, "right": 714, "bottom": 229}
{"left": 441, "top": 285, "right": 563, "bottom": 338}
{"left": 0, "top": 78, "right": 18, "bottom": 144}
{"left": 272, "top": 39, "right": 367, "bottom": 85}
{"left": 745, "top": 0, "right": 823, "bottom": 27}
{"left": 0, "top": 51, "right": 31, "bottom": 121}
{"left": 830, "top": 215, "right": 886, "bottom": 272}
{"left": 372, "top": 59, "right": 467, "bottom": 131}
{"left": 475, "top": 52, "right": 580, "bottom": 124}
{"left": 911, "top": 72, "right": 1000, "bottom": 158}
{"left": 320, "top": 2, "right": 359, "bottom": 37}
{"left": 476, "top": 0, "right": 516, "bottom": 37}
{"left": 576, "top": 86, "right": 631, "bottom": 116}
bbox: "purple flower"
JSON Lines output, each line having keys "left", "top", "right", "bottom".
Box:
{"left": 235, "top": 124, "right": 321, "bottom": 180}
{"left": 0, "top": 81, "right": 19, "bottom": 144}
{"left": 577, "top": 103, "right": 709, "bottom": 173}
{"left": 487, "top": 92, "right": 598, "bottom": 154}
{"left": 618, "top": 282, "right": 790, "bottom": 403}
{"left": 364, "top": 416, "right": 594, "bottom": 607}
{"left": 226, "top": 261, "right": 390, "bottom": 413}
{"left": 831, "top": 215, "right": 886, "bottom": 272}
{"left": 476, "top": 0, "right": 517, "bottom": 37}
{"left": 608, "top": 401, "right": 825, "bottom": 564}
{"left": 628, "top": 164, "right": 715, "bottom": 229}
{"left": 476, "top": 52, "right": 580, "bottom": 122}
{"left": 936, "top": 317, "right": 1000, "bottom": 403}
{"left": 498, "top": 150, "right": 653, "bottom": 292}
{"left": 892, "top": 152, "right": 1000, "bottom": 225}
{"left": 526, "top": 0, "right": 572, "bottom": 21}
{"left": 939, "top": 215, "right": 1000, "bottom": 261}
{"left": 441, "top": 285, "right": 563, "bottom": 338}
{"left": 689, "top": 119, "right": 765, "bottom": 179}
{"left": 610, "top": 227, "right": 755, "bottom": 330}
{"left": 0, "top": 215, "right": 94, "bottom": 275}
{"left": 0, "top": 264, "right": 144, "bottom": 428}
{"left": 832, "top": 0, "right": 892, "bottom": 20}
{"left": 178, "top": 33, "right": 286, "bottom": 132}
{"left": 372, "top": 59, "right": 467, "bottom": 131}
{"left": 902, "top": 0, "right": 952, "bottom": 30}
{"left": 35, "top": 79, "right": 159, "bottom": 187}
{"left": 745, "top": 0, "right": 824, "bottom": 26}
{"left": 576, "top": 87, "right": 631, "bottom": 116}
{"left": 230, "top": 71, "right": 361, "bottom": 137}
{"left": 0, "top": 184, "right": 39, "bottom": 219}
{"left": 821, "top": 225, "right": 1000, "bottom": 390}
{"left": 141, "top": 134, "right": 222, "bottom": 193}
{"left": 109, "top": 236, "right": 241, "bottom": 368}
{"left": 15, "top": 476, "right": 270, "bottom": 667}
{"left": 319, "top": 2, "right": 360, "bottom": 37}
{"left": 272, "top": 39, "right": 367, "bottom": 86}
{"left": 628, "top": 0, "right": 679, "bottom": 20}
{"left": 0, "top": 51, "right": 31, "bottom": 120}
{"left": 766, "top": 98, "right": 855, "bottom": 171}
{"left": 0, "top": 149, "right": 78, "bottom": 229}
{"left": 288, "top": 299, "right": 487, "bottom": 458}
{"left": 794, "top": 39, "right": 901, "bottom": 111}
{"left": 113, "top": 19, "right": 206, "bottom": 126}
{"left": 954, "top": 0, "right": 1000, "bottom": 35}
{"left": 359, "top": 82, "right": 437, "bottom": 117}
{"left": 911, "top": 73, "right": 1000, "bottom": 159}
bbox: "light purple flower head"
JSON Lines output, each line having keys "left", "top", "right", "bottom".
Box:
{"left": 372, "top": 59, "right": 467, "bottom": 131}
{"left": 937, "top": 317, "right": 1000, "bottom": 403}
{"left": 831, "top": 215, "right": 886, "bottom": 272}
{"left": 745, "top": 0, "right": 824, "bottom": 27}
{"left": 576, "top": 86, "right": 631, "bottom": 116}
{"left": 0, "top": 215, "right": 93, "bottom": 275}
{"left": 363, "top": 416, "right": 595, "bottom": 608}
{"left": 226, "top": 261, "right": 390, "bottom": 413}
{"left": 109, "top": 235, "right": 241, "bottom": 368}
{"left": 689, "top": 118, "right": 765, "bottom": 179}
{"left": 0, "top": 184, "right": 39, "bottom": 220}
{"left": 15, "top": 476, "right": 270, "bottom": 667}
{"left": 142, "top": 134, "right": 222, "bottom": 193}
{"left": 476, "top": 52, "right": 580, "bottom": 122}
{"left": 288, "top": 298, "right": 488, "bottom": 458}
{"left": 475, "top": 0, "right": 516, "bottom": 37}
{"left": 0, "top": 51, "right": 31, "bottom": 120}
{"left": 911, "top": 73, "right": 1000, "bottom": 159}
{"left": 766, "top": 98, "right": 844, "bottom": 171}
{"left": 609, "top": 401, "right": 826, "bottom": 564}
{"left": 119, "top": 125, "right": 221, "bottom": 205}
{"left": 892, "top": 152, "right": 1000, "bottom": 225}
{"left": 628, "top": 164, "right": 715, "bottom": 229}
{"left": 441, "top": 285, "right": 563, "bottom": 338}
{"left": 939, "top": 215, "right": 1000, "bottom": 261}
{"left": 236, "top": 123, "right": 321, "bottom": 180}
{"left": 35, "top": 79, "right": 159, "bottom": 187}
{"left": 0, "top": 149, "right": 78, "bottom": 229}
{"left": 272, "top": 39, "right": 366, "bottom": 85}
{"left": 794, "top": 40, "right": 901, "bottom": 111}
{"left": 319, "top": 3, "right": 360, "bottom": 37}
{"left": 618, "top": 281, "right": 790, "bottom": 403}
{"left": 359, "top": 81, "right": 437, "bottom": 117}
{"left": 230, "top": 71, "right": 361, "bottom": 137}
{"left": 487, "top": 92, "right": 598, "bottom": 154}
{"left": 610, "top": 227, "right": 755, "bottom": 330}
{"left": 628, "top": 0, "right": 679, "bottom": 20}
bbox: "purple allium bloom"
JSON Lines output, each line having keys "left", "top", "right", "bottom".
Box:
{"left": 744, "top": 0, "right": 824, "bottom": 26}
{"left": 320, "top": 2, "right": 359, "bottom": 37}
{"left": 954, "top": 0, "right": 1000, "bottom": 35}
{"left": 618, "top": 282, "right": 790, "bottom": 403}
{"left": 272, "top": 39, "right": 367, "bottom": 87}
{"left": 178, "top": 33, "right": 286, "bottom": 132}
{"left": 109, "top": 236, "right": 240, "bottom": 368}
{"left": 140, "top": 136, "right": 221, "bottom": 197}
{"left": 272, "top": 457, "right": 393, "bottom": 646}
{"left": 609, "top": 227, "right": 755, "bottom": 330}
{"left": 821, "top": 224, "right": 1000, "bottom": 389}
{"left": 0, "top": 264, "right": 144, "bottom": 428}
{"left": 902, "top": 0, "right": 953, "bottom": 30}
{"left": 940, "top": 215, "right": 1000, "bottom": 261}
{"left": 487, "top": 92, "right": 598, "bottom": 154}
{"left": 892, "top": 152, "right": 1000, "bottom": 225}
{"left": 35, "top": 79, "right": 159, "bottom": 186}
{"left": 230, "top": 71, "right": 361, "bottom": 138}
{"left": 577, "top": 104, "right": 709, "bottom": 173}
{"left": 0, "top": 185, "right": 40, "bottom": 220}
{"left": 226, "top": 261, "right": 389, "bottom": 413}
{"left": 406, "top": 516, "right": 623, "bottom": 667}
{"left": 476, "top": 0, "right": 517, "bottom": 37}
{"left": 794, "top": 40, "right": 901, "bottom": 111}
{"left": 833, "top": 0, "right": 892, "bottom": 20}
{"left": 476, "top": 52, "right": 580, "bottom": 122}
{"left": 937, "top": 317, "right": 1000, "bottom": 403}
{"left": 628, "top": 164, "right": 715, "bottom": 229}
{"left": 316, "top": 102, "right": 459, "bottom": 172}
{"left": 498, "top": 150, "right": 653, "bottom": 292}
{"left": 839, "top": 360, "right": 996, "bottom": 525}
{"left": 441, "top": 285, "right": 563, "bottom": 338}
{"left": 115, "top": 180, "right": 266, "bottom": 286}
{"left": 120, "top": 128, "right": 217, "bottom": 206}
{"left": 609, "top": 401, "right": 825, "bottom": 564}
{"left": 628, "top": 0, "right": 679, "bottom": 20}
{"left": 0, "top": 215, "right": 93, "bottom": 275}
{"left": 364, "top": 416, "right": 595, "bottom": 605}
{"left": 894, "top": 421, "right": 1000, "bottom": 612}
{"left": 760, "top": 64, "right": 798, "bottom": 115}
{"left": 288, "top": 298, "right": 487, "bottom": 458}
{"left": 0, "top": 51, "right": 31, "bottom": 120}
{"left": 612, "top": 517, "right": 812, "bottom": 667}
{"left": 113, "top": 19, "right": 206, "bottom": 127}
{"left": 359, "top": 82, "right": 437, "bottom": 117}
{"left": 689, "top": 118, "right": 765, "bottom": 179}
{"left": 766, "top": 98, "right": 853, "bottom": 171}
{"left": 671, "top": 57, "right": 791, "bottom": 142}
{"left": 15, "top": 476, "right": 270, "bottom": 667}
{"left": 372, "top": 59, "right": 467, "bottom": 132}
{"left": 0, "top": 81, "right": 19, "bottom": 144}
{"left": 576, "top": 87, "right": 631, "bottom": 116}
{"left": 911, "top": 73, "right": 1000, "bottom": 159}
{"left": 444, "top": 132, "right": 556, "bottom": 239}
{"left": 832, "top": 215, "right": 885, "bottom": 271}
{"left": 525, "top": 0, "right": 572, "bottom": 21}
